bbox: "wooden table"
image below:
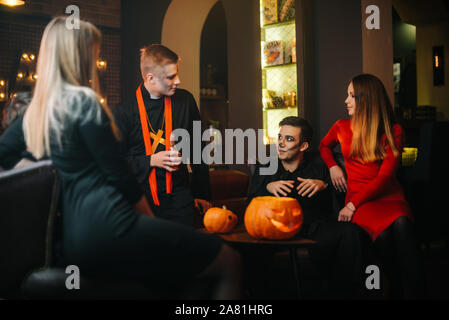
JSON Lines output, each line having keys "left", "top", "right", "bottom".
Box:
{"left": 200, "top": 224, "right": 316, "bottom": 299}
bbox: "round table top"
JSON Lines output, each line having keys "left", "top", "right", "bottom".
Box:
{"left": 199, "top": 224, "right": 316, "bottom": 248}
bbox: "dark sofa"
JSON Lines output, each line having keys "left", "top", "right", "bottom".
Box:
{"left": 0, "top": 161, "right": 250, "bottom": 299}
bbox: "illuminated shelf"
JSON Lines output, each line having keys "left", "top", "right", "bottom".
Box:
{"left": 262, "top": 19, "right": 295, "bottom": 28}
{"left": 264, "top": 106, "right": 297, "bottom": 111}
{"left": 260, "top": 0, "right": 297, "bottom": 144}
{"left": 263, "top": 62, "right": 296, "bottom": 69}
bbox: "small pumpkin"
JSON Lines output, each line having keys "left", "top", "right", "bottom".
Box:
{"left": 244, "top": 196, "right": 303, "bottom": 240}
{"left": 203, "top": 206, "right": 238, "bottom": 233}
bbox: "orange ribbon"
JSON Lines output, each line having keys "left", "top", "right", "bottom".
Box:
{"left": 136, "top": 84, "right": 173, "bottom": 206}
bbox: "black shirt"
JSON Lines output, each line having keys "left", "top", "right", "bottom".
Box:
{"left": 112, "top": 86, "right": 211, "bottom": 204}
{"left": 247, "top": 153, "right": 333, "bottom": 228}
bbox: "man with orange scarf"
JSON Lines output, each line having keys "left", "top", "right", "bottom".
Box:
{"left": 113, "top": 44, "right": 211, "bottom": 228}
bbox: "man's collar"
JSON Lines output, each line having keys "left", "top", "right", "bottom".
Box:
{"left": 279, "top": 153, "right": 310, "bottom": 173}
{"left": 141, "top": 84, "right": 163, "bottom": 101}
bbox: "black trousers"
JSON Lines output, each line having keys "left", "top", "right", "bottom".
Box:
{"left": 304, "top": 220, "right": 373, "bottom": 299}
{"left": 373, "top": 216, "right": 425, "bottom": 299}
{"left": 148, "top": 186, "right": 196, "bottom": 228}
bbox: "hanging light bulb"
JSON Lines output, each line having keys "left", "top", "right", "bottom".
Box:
{"left": 96, "top": 59, "right": 107, "bottom": 69}
{"left": 0, "top": 0, "right": 26, "bottom": 7}
{"left": 17, "top": 72, "right": 24, "bottom": 79}
{"left": 30, "top": 54, "right": 35, "bottom": 60}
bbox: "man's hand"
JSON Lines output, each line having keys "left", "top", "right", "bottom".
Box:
{"left": 338, "top": 202, "right": 355, "bottom": 222}
{"left": 329, "top": 165, "right": 347, "bottom": 193}
{"left": 266, "top": 180, "right": 295, "bottom": 197}
{"left": 150, "top": 150, "right": 181, "bottom": 172}
{"left": 194, "top": 199, "right": 212, "bottom": 215}
{"left": 296, "top": 177, "right": 327, "bottom": 198}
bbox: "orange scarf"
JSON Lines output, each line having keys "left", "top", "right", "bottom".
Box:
{"left": 136, "top": 84, "right": 173, "bottom": 206}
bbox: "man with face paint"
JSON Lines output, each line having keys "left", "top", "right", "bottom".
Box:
{"left": 246, "top": 116, "right": 372, "bottom": 299}
{"left": 247, "top": 117, "right": 334, "bottom": 225}
{"left": 113, "top": 44, "right": 211, "bottom": 227}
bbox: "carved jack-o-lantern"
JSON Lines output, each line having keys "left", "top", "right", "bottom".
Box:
{"left": 204, "top": 206, "right": 238, "bottom": 233}
{"left": 244, "top": 196, "right": 303, "bottom": 240}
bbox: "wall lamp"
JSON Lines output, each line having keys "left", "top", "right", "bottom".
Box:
{"left": 433, "top": 46, "right": 445, "bottom": 86}
{"left": 96, "top": 59, "right": 107, "bottom": 70}
{"left": 0, "top": 0, "right": 25, "bottom": 7}
{"left": 0, "top": 79, "right": 7, "bottom": 101}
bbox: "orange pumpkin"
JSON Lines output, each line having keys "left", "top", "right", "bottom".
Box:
{"left": 244, "top": 196, "right": 303, "bottom": 240}
{"left": 204, "top": 206, "right": 238, "bottom": 233}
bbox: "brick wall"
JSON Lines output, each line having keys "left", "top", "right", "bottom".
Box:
{"left": 0, "top": 0, "right": 121, "bottom": 107}
{"left": 1, "top": 0, "right": 121, "bottom": 29}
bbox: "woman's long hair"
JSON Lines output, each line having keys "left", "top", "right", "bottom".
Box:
{"left": 23, "top": 16, "right": 120, "bottom": 159}
{"left": 350, "top": 74, "right": 399, "bottom": 162}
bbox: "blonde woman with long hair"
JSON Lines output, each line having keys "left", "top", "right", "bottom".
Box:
{"left": 319, "top": 74, "right": 424, "bottom": 298}
{"left": 15, "top": 17, "right": 241, "bottom": 299}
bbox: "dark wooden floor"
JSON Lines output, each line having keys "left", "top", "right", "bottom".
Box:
{"left": 241, "top": 240, "right": 449, "bottom": 300}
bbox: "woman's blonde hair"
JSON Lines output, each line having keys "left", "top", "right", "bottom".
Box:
{"left": 23, "top": 16, "right": 120, "bottom": 159}
{"left": 350, "top": 74, "right": 400, "bottom": 162}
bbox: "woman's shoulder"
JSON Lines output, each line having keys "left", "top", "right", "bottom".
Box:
{"left": 380, "top": 123, "right": 403, "bottom": 146}
{"left": 337, "top": 118, "right": 350, "bottom": 125}
{"left": 331, "top": 118, "right": 350, "bottom": 130}
{"left": 62, "top": 85, "right": 102, "bottom": 123}
{"left": 382, "top": 123, "right": 403, "bottom": 139}
{"left": 391, "top": 123, "right": 403, "bottom": 135}
{"left": 63, "top": 86, "right": 99, "bottom": 106}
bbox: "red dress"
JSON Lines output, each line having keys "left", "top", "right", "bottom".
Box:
{"left": 319, "top": 119, "right": 412, "bottom": 241}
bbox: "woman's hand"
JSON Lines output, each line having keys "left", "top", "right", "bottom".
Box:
{"left": 329, "top": 165, "right": 347, "bottom": 193}
{"left": 338, "top": 202, "right": 355, "bottom": 222}
{"left": 266, "top": 180, "right": 295, "bottom": 197}
{"left": 134, "top": 195, "right": 155, "bottom": 217}
{"left": 296, "top": 177, "right": 327, "bottom": 198}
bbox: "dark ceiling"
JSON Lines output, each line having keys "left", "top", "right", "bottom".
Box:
{"left": 393, "top": 0, "right": 449, "bottom": 25}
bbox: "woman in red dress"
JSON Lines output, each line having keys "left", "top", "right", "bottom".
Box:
{"left": 319, "top": 74, "right": 424, "bottom": 298}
